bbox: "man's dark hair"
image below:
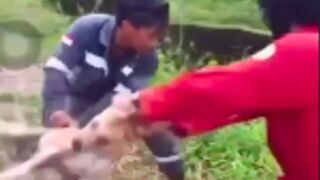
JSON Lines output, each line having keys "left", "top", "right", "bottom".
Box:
{"left": 259, "top": 0, "right": 319, "bottom": 39}
{"left": 116, "top": 0, "right": 169, "bottom": 30}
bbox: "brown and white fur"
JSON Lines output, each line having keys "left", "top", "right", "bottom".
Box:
{"left": 0, "top": 105, "right": 142, "bottom": 180}
{"left": 71, "top": 105, "right": 141, "bottom": 154}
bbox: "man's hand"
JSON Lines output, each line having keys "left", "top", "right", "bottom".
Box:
{"left": 112, "top": 94, "right": 177, "bottom": 137}
{"left": 111, "top": 93, "right": 139, "bottom": 119}
{"left": 49, "top": 111, "right": 78, "bottom": 128}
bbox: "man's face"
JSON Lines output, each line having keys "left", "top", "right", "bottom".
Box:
{"left": 123, "top": 20, "right": 165, "bottom": 54}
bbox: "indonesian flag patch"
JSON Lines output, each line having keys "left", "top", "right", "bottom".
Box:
{"left": 62, "top": 35, "right": 74, "bottom": 46}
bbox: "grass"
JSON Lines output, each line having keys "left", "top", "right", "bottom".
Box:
{"left": 171, "top": 0, "right": 268, "bottom": 31}
{"left": 184, "top": 122, "right": 281, "bottom": 180}
{"left": 0, "top": 0, "right": 71, "bottom": 62}
{"left": 0, "top": 0, "right": 280, "bottom": 179}
{"left": 0, "top": 93, "right": 42, "bottom": 126}
{"left": 0, "top": 0, "right": 269, "bottom": 64}
{"left": 0, "top": 94, "right": 15, "bottom": 103}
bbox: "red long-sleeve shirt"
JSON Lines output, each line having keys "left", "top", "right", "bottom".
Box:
{"left": 139, "top": 26, "right": 319, "bottom": 180}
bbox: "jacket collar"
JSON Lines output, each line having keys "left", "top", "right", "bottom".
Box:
{"left": 99, "top": 16, "right": 116, "bottom": 47}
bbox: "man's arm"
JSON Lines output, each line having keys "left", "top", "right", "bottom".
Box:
{"left": 138, "top": 37, "right": 317, "bottom": 136}
{"left": 138, "top": 63, "right": 259, "bottom": 136}
{"left": 122, "top": 53, "right": 187, "bottom": 180}
{"left": 42, "top": 17, "right": 89, "bottom": 127}
{"left": 77, "top": 52, "right": 159, "bottom": 127}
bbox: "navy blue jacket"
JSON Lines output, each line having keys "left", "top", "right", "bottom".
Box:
{"left": 42, "top": 14, "right": 158, "bottom": 125}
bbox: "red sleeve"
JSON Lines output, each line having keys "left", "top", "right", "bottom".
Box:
{"left": 139, "top": 62, "right": 261, "bottom": 136}
{"left": 139, "top": 34, "right": 318, "bottom": 136}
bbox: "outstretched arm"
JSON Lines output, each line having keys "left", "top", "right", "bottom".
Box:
{"left": 138, "top": 38, "right": 316, "bottom": 136}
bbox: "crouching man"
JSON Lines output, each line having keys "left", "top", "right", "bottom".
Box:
{"left": 41, "top": 0, "right": 185, "bottom": 179}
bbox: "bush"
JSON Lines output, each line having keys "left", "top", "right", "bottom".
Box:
{"left": 152, "top": 48, "right": 220, "bottom": 86}
{"left": 42, "top": 0, "right": 80, "bottom": 16}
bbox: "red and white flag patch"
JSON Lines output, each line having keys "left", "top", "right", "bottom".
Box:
{"left": 62, "top": 35, "right": 74, "bottom": 46}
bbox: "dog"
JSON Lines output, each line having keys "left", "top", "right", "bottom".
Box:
{"left": 0, "top": 100, "right": 173, "bottom": 180}
{"left": 0, "top": 105, "right": 142, "bottom": 180}
{"left": 70, "top": 100, "right": 174, "bottom": 155}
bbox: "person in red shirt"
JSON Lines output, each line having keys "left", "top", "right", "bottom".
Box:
{"left": 113, "top": 0, "right": 319, "bottom": 179}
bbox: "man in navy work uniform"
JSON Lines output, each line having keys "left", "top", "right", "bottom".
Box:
{"left": 41, "top": 0, "right": 184, "bottom": 179}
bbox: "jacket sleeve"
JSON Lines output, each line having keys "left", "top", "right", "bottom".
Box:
{"left": 138, "top": 63, "right": 260, "bottom": 136}
{"left": 42, "top": 17, "right": 88, "bottom": 126}
{"left": 138, "top": 36, "right": 317, "bottom": 136}
{"left": 77, "top": 52, "right": 159, "bottom": 127}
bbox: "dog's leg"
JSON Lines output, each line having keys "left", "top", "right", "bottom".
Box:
{"left": 0, "top": 150, "right": 80, "bottom": 180}
{"left": 0, "top": 147, "right": 60, "bottom": 179}
{"left": 38, "top": 151, "right": 80, "bottom": 180}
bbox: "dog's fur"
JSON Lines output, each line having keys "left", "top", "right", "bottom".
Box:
{"left": 71, "top": 106, "right": 140, "bottom": 154}
{"left": 0, "top": 106, "right": 141, "bottom": 180}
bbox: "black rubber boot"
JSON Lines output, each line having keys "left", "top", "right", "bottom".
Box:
{"left": 159, "top": 160, "right": 185, "bottom": 180}
{"left": 144, "top": 132, "right": 185, "bottom": 180}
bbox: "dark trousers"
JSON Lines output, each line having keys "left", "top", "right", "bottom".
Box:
{"left": 46, "top": 93, "right": 185, "bottom": 180}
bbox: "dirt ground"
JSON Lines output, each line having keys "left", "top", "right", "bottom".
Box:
{"left": 0, "top": 65, "right": 43, "bottom": 125}
{"left": 0, "top": 65, "right": 43, "bottom": 96}
{"left": 0, "top": 65, "right": 167, "bottom": 180}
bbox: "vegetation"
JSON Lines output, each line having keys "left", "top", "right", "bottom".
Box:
{"left": 0, "top": 0, "right": 281, "bottom": 179}
{"left": 0, "top": 0, "right": 71, "bottom": 62}
{"left": 171, "top": 0, "right": 267, "bottom": 30}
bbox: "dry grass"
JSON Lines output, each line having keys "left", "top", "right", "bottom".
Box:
{"left": 113, "top": 142, "right": 167, "bottom": 180}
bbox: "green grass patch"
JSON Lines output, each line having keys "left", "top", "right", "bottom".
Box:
{"left": 0, "top": 93, "right": 15, "bottom": 103}
{"left": 184, "top": 121, "right": 281, "bottom": 180}
{"left": 0, "top": 0, "right": 270, "bottom": 64}
{"left": 171, "top": 0, "right": 267, "bottom": 31}
{"left": 0, "top": 93, "right": 42, "bottom": 125}
{"left": 0, "top": 0, "right": 71, "bottom": 62}
{"left": 0, "top": 93, "right": 41, "bottom": 105}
